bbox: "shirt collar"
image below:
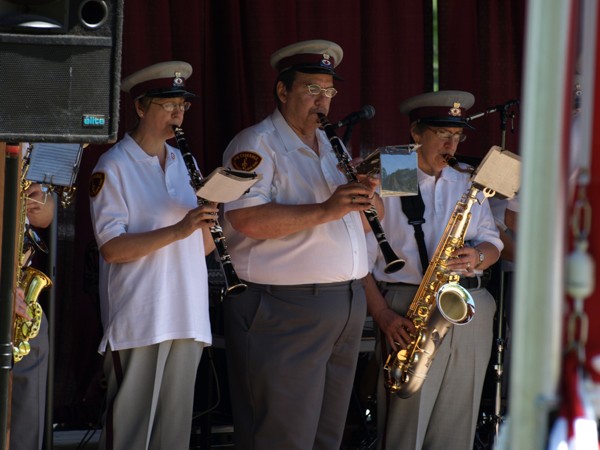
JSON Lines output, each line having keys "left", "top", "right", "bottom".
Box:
{"left": 417, "top": 164, "right": 462, "bottom": 183}
{"left": 124, "top": 133, "right": 171, "bottom": 164}
{"left": 272, "top": 108, "right": 323, "bottom": 155}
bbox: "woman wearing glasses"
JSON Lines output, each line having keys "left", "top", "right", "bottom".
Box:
{"left": 89, "top": 61, "right": 217, "bottom": 450}
{"left": 365, "top": 91, "right": 502, "bottom": 450}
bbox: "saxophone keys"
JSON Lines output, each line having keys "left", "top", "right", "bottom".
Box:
{"left": 396, "top": 349, "right": 408, "bottom": 362}
{"left": 28, "top": 323, "right": 41, "bottom": 339}
{"left": 417, "top": 306, "right": 429, "bottom": 317}
{"left": 13, "top": 341, "right": 31, "bottom": 361}
{"left": 19, "top": 322, "right": 29, "bottom": 335}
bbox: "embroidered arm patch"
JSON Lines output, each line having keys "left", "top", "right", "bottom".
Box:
{"left": 231, "top": 151, "right": 262, "bottom": 172}
{"left": 89, "top": 172, "right": 105, "bottom": 197}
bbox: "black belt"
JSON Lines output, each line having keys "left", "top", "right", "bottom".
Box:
{"left": 380, "top": 269, "right": 491, "bottom": 291}
{"left": 457, "top": 268, "right": 492, "bottom": 290}
{"left": 243, "top": 279, "right": 362, "bottom": 295}
{"left": 458, "top": 274, "right": 489, "bottom": 290}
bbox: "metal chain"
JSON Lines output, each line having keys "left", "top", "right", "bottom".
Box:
{"left": 566, "top": 187, "right": 594, "bottom": 364}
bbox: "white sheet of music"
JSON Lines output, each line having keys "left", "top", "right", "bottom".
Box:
{"left": 196, "top": 167, "right": 262, "bottom": 203}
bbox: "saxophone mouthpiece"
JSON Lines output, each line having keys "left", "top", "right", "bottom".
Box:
{"left": 443, "top": 154, "right": 474, "bottom": 174}
{"left": 443, "top": 154, "right": 459, "bottom": 167}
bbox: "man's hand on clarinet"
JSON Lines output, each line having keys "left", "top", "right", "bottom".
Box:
{"left": 322, "top": 182, "right": 375, "bottom": 220}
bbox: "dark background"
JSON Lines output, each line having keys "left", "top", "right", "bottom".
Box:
{"left": 41, "top": 0, "right": 526, "bottom": 430}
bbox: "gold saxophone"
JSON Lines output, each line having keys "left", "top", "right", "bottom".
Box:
{"left": 13, "top": 145, "right": 52, "bottom": 363}
{"left": 383, "top": 162, "right": 495, "bottom": 398}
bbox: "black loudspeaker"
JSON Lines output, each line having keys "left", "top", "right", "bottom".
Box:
{"left": 0, "top": 0, "right": 123, "bottom": 143}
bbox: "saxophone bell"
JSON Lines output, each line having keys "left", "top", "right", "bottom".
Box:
{"left": 437, "top": 282, "right": 475, "bottom": 324}
{"left": 13, "top": 267, "right": 52, "bottom": 362}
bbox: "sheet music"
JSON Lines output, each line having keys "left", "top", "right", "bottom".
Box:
{"left": 472, "top": 146, "right": 521, "bottom": 199}
{"left": 26, "top": 143, "right": 83, "bottom": 187}
{"left": 196, "top": 167, "right": 262, "bottom": 203}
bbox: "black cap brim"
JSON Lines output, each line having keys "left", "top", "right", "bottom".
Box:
{"left": 420, "top": 117, "right": 475, "bottom": 130}
{"left": 145, "top": 88, "right": 197, "bottom": 98}
{"left": 288, "top": 65, "right": 343, "bottom": 81}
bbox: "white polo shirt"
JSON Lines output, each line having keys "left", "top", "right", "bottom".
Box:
{"left": 90, "top": 133, "right": 212, "bottom": 352}
{"left": 369, "top": 164, "right": 503, "bottom": 285}
{"left": 222, "top": 109, "right": 369, "bottom": 285}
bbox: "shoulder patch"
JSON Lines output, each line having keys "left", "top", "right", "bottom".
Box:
{"left": 89, "top": 172, "right": 105, "bottom": 198}
{"left": 231, "top": 151, "right": 262, "bottom": 172}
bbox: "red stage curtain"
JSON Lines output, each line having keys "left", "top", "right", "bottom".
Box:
{"left": 438, "top": 0, "right": 526, "bottom": 158}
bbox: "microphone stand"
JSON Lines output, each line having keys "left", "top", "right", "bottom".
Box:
{"left": 342, "top": 123, "right": 355, "bottom": 147}
{"left": 468, "top": 99, "right": 519, "bottom": 444}
{"left": 466, "top": 100, "right": 519, "bottom": 145}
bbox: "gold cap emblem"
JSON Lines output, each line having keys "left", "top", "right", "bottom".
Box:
{"left": 449, "top": 102, "right": 462, "bottom": 117}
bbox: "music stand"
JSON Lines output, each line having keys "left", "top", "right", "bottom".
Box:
{"left": 25, "top": 143, "right": 84, "bottom": 188}
{"left": 354, "top": 144, "right": 420, "bottom": 197}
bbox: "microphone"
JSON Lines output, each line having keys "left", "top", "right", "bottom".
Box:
{"left": 335, "top": 105, "right": 376, "bottom": 128}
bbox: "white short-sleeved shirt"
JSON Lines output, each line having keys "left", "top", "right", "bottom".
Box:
{"left": 89, "top": 133, "right": 212, "bottom": 352}
{"left": 221, "top": 109, "right": 369, "bottom": 285}
{"left": 369, "top": 164, "right": 504, "bottom": 284}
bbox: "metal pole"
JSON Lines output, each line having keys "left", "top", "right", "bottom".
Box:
{"left": 0, "top": 147, "right": 20, "bottom": 450}
{"left": 44, "top": 193, "right": 58, "bottom": 450}
{"left": 502, "top": 0, "right": 572, "bottom": 448}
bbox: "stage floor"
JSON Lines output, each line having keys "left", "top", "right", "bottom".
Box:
{"left": 51, "top": 426, "right": 236, "bottom": 449}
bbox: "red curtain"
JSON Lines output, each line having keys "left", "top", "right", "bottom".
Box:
{"left": 438, "top": 0, "right": 526, "bottom": 158}
{"left": 55, "top": 0, "right": 526, "bottom": 425}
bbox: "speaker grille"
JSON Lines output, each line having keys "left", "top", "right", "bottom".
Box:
{"left": 0, "top": 1, "right": 123, "bottom": 144}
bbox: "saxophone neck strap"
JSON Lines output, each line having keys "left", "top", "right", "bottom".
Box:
{"left": 400, "top": 187, "right": 429, "bottom": 273}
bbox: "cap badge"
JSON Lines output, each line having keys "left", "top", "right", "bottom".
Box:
{"left": 172, "top": 71, "right": 185, "bottom": 88}
{"left": 320, "top": 53, "right": 332, "bottom": 68}
{"left": 449, "top": 102, "right": 462, "bottom": 117}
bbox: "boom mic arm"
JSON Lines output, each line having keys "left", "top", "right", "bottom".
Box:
{"left": 466, "top": 99, "right": 519, "bottom": 122}
{"left": 335, "top": 105, "right": 376, "bottom": 128}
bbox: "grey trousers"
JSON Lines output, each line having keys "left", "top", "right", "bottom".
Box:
{"left": 377, "top": 285, "right": 496, "bottom": 450}
{"left": 10, "top": 312, "right": 48, "bottom": 450}
{"left": 224, "top": 280, "right": 367, "bottom": 450}
{"left": 99, "top": 339, "right": 204, "bottom": 450}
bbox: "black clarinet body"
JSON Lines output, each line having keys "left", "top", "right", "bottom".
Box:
{"left": 317, "top": 113, "right": 405, "bottom": 274}
{"left": 172, "top": 126, "right": 247, "bottom": 296}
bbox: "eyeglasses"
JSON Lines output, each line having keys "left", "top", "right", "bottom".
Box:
{"left": 305, "top": 84, "right": 338, "bottom": 98}
{"left": 426, "top": 127, "right": 467, "bottom": 143}
{"left": 151, "top": 101, "right": 191, "bottom": 112}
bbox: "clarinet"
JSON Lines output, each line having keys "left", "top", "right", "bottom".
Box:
{"left": 172, "top": 126, "right": 247, "bottom": 296}
{"left": 317, "top": 113, "right": 405, "bottom": 273}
